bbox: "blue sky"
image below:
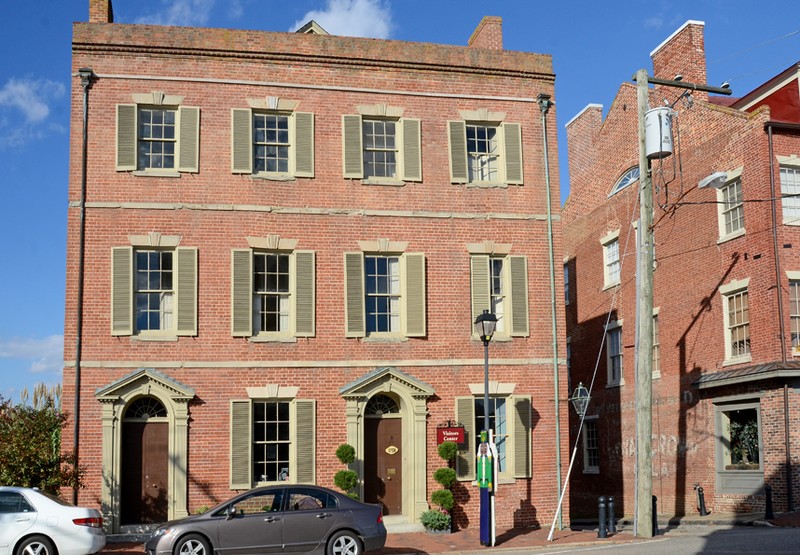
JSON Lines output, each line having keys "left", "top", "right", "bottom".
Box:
{"left": 1, "top": 0, "right": 798, "bottom": 403}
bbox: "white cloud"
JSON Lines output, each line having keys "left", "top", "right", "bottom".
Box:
{"left": 643, "top": 16, "right": 664, "bottom": 30}
{"left": 291, "top": 0, "right": 393, "bottom": 39}
{"left": 0, "top": 77, "right": 66, "bottom": 149}
{"left": 0, "top": 335, "right": 64, "bottom": 376}
{"left": 136, "top": 0, "right": 216, "bottom": 27}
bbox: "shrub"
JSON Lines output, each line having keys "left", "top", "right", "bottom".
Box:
{"left": 438, "top": 441, "right": 458, "bottom": 463}
{"left": 335, "top": 444, "right": 356, "bottom": 465}
{"left": 433, "top": 467, "right": 456, "bottom": 489}
{"left": 333, "top": 444, "right": 359, "bottom": 499}
{"left": 420, "top": 508, "right": 451, "bottom": 531}
{"left": 430, "top": 489, "right": 454, "bottom": 511}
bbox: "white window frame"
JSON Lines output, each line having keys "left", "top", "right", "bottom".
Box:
{"left": 134, "top": 249, "right": 175, "bottom": 335}
{"left": 652, "top": 307, "right": 661, "bottom": 379}
{"left": 448, "top": 110, "right": 523, "bottom": 188}
{"left": 582, "top": 416, "right": 600, "bottom": 474}
{"left": 714, "top": 398, "right": 764, "bottom": 494}
{"left": 606, "top": 319, "right": 623, "bottom": 387}
{"left": 716, "top": 169, "right": 745, "bottom": 242}
{"left": 364, "top": 254, "right": 402, "bottom": 336}
{"left": 609, "top": 166, "right": 640, "bottom": 196}
{"left": 600, "top": 230, "right": 621, "bottom": 289}
{"left": 468, "top": 246, "right": 529, "bottom": 340}
{"left": 788, "top": 271, "right": 800, "bottom": 356}
{"left": 720, "top": 278, "right": 751, "bottom": 364}
{"left": 779, "top": 156, "right": 800, "bottom": 225}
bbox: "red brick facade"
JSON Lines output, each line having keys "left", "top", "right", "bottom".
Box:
{"left": 564, "top": 21, "right": 800, "bottom": 520}
{"left": 66, "top": 1, "right": 568, "bottom": 534}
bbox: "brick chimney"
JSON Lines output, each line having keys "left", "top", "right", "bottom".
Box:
{"left": 89, "top": 0, "right": 114, "bottom": 23}
{"left": 468, "top": 16, "right": 502, "bottom": 50}
{"left": 650, "top": 20, "right": 707, "bottom": 101}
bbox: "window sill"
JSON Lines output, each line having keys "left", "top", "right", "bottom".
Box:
{"left": 606, "top": 381, "right": 622, "bottom": 389}
{"left": 132, "top": 334, "right": 179, "bottom": 342}
{"left": 132, "top": 170, "right": 181, "bottom": 178}
{"left": 722, "top": 354, "right": 752, "bottom": 367}
{"left": 464, "top": 181, "right": 512, "bottom": 189}
{"left": 252, "top": 173, "right": 295, "bottom": 182}
{"left": 583, "top": 468, "right": 600, "bottom": 475}
{"left": 717, "top": 228, "right": 746, "bottom": 245}
{"left": 249, "top": 335, "right": 298, "bottom": 343}
{"left": 783, "top": 219, "right": 800, "bottom": 226}
{"left": 362, "top": 335, "right": 408, "bottom": 343}
{"left": 362, "top": 178, "right": 405, "bottom": 187}
{"left": 602, "top": 281, "right": 620, "bottom": 291}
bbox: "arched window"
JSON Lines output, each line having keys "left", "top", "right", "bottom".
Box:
{"left": 124, "top": 396, "right": 167, "bottom": 419}
{"left": 610, "top": 166, "right": 640, "bottom": 195}
{"left": 365, "top": 394, "right": 399, "bottom": 416}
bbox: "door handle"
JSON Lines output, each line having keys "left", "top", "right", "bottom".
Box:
{"left": 264, "top": 516, "right": 281, "bottom": 523}
{"left": 16, "top": 517, "right": 31, "bottom": 523}
{"left": 316, "top": 513, "right": 332, "bottom": 519}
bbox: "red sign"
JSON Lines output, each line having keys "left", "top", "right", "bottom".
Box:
{"left": 436, "top": 426, "right": 465, "bottom": 445}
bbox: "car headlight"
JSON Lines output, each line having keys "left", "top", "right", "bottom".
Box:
{"left": 151, "top": 528, "right": 175, "bottom": 539}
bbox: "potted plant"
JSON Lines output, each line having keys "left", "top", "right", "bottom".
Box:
{"left": 421, "top": 441, "right": 458, "bottom": 533}
{"left": 333, "top": 444, "right": 359, "bottom": 499}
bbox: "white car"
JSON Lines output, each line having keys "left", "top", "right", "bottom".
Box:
{"left": 0, "top": 487, "right": 106, "bottom": 555}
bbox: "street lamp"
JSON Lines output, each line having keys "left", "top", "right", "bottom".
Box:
{"left": 474, "top": 309, "right": 497, "bottom": 547}
{"left": 474, "top": 309, "right": 498, "bottom": 436}
{"left": 570, "top": 382, "right": 590, "bottom": 418}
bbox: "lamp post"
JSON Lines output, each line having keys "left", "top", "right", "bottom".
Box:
{"left": 474, "top": 309, "right": 497, "bottom": 547}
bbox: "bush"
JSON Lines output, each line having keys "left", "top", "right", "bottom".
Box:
{"left": 437, "top": 441, "right": 458, "bottom": 463}
{"left": 333, "top": 469, "right": 358, "bottom": 493}
{"left": 335, "top": 444, "right": 356, "bottom": 465}
{"left": 430, "top": 489, "right": 454, "bottom": 511}
{"left": 420, "top": 508, "right": 451, "bottom": 531}
{"left": 433, "top": 467, "right": 456, "bottom": 489}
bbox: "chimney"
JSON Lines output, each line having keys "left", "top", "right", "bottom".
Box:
{"left": 565, "top": 104, "right": 603, "bottom": 207}
{"left": 468, "top": 16, "right": 503, "bottom": 50}
{"left": 651, "top": 21, "right": 707, "bottom": 101}
{"left": 89, "top": 0, "right": 114, "bottom": 23}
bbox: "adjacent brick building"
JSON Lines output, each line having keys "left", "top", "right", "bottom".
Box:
{"left": 65, "top": 0, "right": 568, "bottom": 533}
{"left": 564, "top": 20, "right": 800, "bottom": 519}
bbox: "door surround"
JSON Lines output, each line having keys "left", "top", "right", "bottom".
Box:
{"left": 96, "top": 368, "right": 195, "bottom": 532}
{"left": 340, "top": 367, "right": 434, "bottom": 523}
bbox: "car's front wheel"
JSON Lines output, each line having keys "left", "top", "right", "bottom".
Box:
{"left": 16, "top": 535, "right": 56, "bottom": 555}
{"left": 174, "top": 533, "right": 212, "bottom": 555}
{"left": 327, "top": 530, "right": 361, "bottom": 555}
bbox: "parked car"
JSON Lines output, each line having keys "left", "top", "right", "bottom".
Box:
{"left": 145, "top": 485, "right": 386, "bottom": 555}
{"left": 0, "top": 486, "right": 106, "bottom": 555}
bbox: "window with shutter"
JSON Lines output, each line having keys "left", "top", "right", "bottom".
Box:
{"left": 230, "top": 108, "right": 314, "bottom": 178}
{"left": 342, "top": 114, "right": 421, "bottom": 183}
{"left": 470, "top": 254, "right": 529, "bottom": 339}
{"left": 448, "top": 119, "right": 523, "bottom": 186}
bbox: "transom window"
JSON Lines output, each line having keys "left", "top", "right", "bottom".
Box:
{"left": 253, "top": 401, "right": 290, "bottom": 483}
{"left": 781, "top": 166, "right": 800, "bottom": 224}
{"left": 125, "top": 396, "right": 167, "bottom": 419}
{"left": 135, "top": 250, "right": 174, "bottom": 332}
{"left": 253, "top": 252, "right": 290, "bottom": 333}
{"left": 474, "top": 397, "right": 507, "bottom": 473}
{"left": 726, "top": 290, "right": 750, "bottom": 358}
{"left": 467, "top": 124, "right": 499, "bottom": 182}
{"left": 365, "top": 394, "right": 400, "bottom": 416}
{"left": 610, "top": 166, "right": 640, "bottom": 195}
{"left": 253, "top": 113, "right": 289, "bottom": 174}
{"left": 719, "top": 178, "right": 744, "bottom": 237}
{"left": 365, "top": 255, "right": 400, "bottom": 333}
{"left": 138, "top": 108, "right": 176, "bottom": 170}
{"left": 363, "top": 119, "right": 397, "bottom": 178}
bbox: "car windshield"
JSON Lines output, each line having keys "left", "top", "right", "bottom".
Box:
{"left": 38, "top": 491, "right": 74, "bottom": 507}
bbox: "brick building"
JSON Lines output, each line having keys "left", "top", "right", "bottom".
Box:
{"left": 65, "top": 0, "right": 568, "bottom": 533}
{"left": 564, "top": 20, "right": 800, "bottom": 520}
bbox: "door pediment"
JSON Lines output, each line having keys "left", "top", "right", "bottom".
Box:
{"left": 339, "top": 366, "right": 435, "bottom": 399}
{"left": 96, "top": 368, "right": 195, "bottom": 403}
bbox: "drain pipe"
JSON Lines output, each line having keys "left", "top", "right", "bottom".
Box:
{"left": 538, "top": 93, "right": 562, "bottom": 529}
{"left": 73, "top": 67, "right": 94, "bottom": 505}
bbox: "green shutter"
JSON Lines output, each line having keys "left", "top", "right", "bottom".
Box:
{"left": 342, "top": 115, "right": 363, "bottom": 178}
{"left": 294, "top": 399, "right": 316, "bottom": 484}
{"left": 111, "top": 247, "right": 133, "bottom": 336}
{"left": 448, "top": 120, "right": 468, "bottom": 183}
{"left": 231, "top": 249, "right": 252, "bottom": 337}
{"left": 455, "top": 397, "right": 476, "bottom": 480}
{"left": 402, "top": 118, "right": 422, "bottom": 182}
{"left": 177, "top": 106, "right": 200, "bottom": 172}
{"left": 343, "top": 252, "right": 365, "bottom": 337}
{"left": 294, "top": 250, "right": 315, "bottom": 337}
{"left": 404, "top": 253, "right": 426, "bottom": 337}
{"left": 175, "top": 247, "right": 198, "bottom": 336}
{"left": 470, "top": 256, "right": 490, "bottom": 327}
{"left": 231, "top": 108, "right": 252, "bottom": 173}
{"left": 116, "top": 104, "right": 136, "bottom": 171}
{"left": 503, "top": 122, "right": 523, "bottom": 184}
{"left": 294, "top": 112, "right": 315, "bottom": 178}
{"left": 512, "top": 396, "right": 532, "bottom": 478}
{"left": 230, "top": 400, "right": 252, "bottom": 489}
{"left": 509, "top": 255, "right": 529, "bottom": 336}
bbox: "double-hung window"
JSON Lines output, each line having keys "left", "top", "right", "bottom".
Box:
{"left": 582, "top": 417, "right": 600, "bottom": 473}
{"left": 779, "top": 157, "right": 800, "bottom": 225}
{"left": 232, "top": 100, "right": 314, "bottom": 179}
{"left": 116, "top": 92, "right": 199, "bottom": 174}
{"left": 652, "top": 311, "right": 661, "bottom": 379}
{"left": 468, "top": 244, "right": 529, "bottom": 339}
{"left": 448, "top": 110, "right": 523, "bottom": 187}
{"left": 720, "top": 278, "right": 750, "bottom": 363}
{"left": 231, "top": 238, "right": 315, "bottom": 340}
{"left": 342, "top": 107, "right": 421, "bottom": 183}
{"left": 606, "top": 320, "right": 623, "bottom": 386}
{"left": 343, "top": 243, "right": 425, "bottom": 338}
{"left": 716, "top": 169, "right": 745, "bottom": 241}
{"left": 230, "top": 389, "right": 315, "bottom": 488}
{"left": 600, "top": 230, "right": 621, "bottom": 289}
{"left": 111, "top": 239, "right": 197, "bottom": 338}
{"left": 789, "top": 276, "right": 800, "bottom": 355}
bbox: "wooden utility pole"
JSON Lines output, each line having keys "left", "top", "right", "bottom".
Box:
{"left": 634, "top": 68, "right": 654, "bottom": 538}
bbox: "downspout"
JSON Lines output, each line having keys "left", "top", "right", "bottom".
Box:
{"left": 538, "top": 93, "right": 562, "bottom": 529}
{"left": 768, "top": 122, "right": 793, "bottom": 512}
{"left": 73, "top": 68, "right": 94, "bottom": 505}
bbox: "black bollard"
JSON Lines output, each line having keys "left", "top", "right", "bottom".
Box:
{"left": 608, "top": 496, "right": 616, "bottom": 534}
{"left": 652, "top": 495, "right": 659, "bottom": 536}
{"left": 765, "top": 485, "right": 774, "bottom": 520}
{"left": 598, "top": 496, "right": 608, "bottom": 538}
{"left": 697, "top": 486, "right": 708, "bottom": 516}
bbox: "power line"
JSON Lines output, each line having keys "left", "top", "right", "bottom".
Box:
{"left": 710, "top": 28, "right": 800, "bottom": 65}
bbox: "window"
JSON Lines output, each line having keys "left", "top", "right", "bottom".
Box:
{"left": 116, "top": 93, "right": 199, "bottom": 174}
{"left": 781, "top": 165, "right": 800, "bottom": 224}
{"left": 454, "top": 392, "right": 531, "bottom": 481}
{"left": 230, "top": 394, "right": 315, "bottom": 488}
{"left": 720, "top": 280, "right": 750, "bottom": 362}
{"left": 0, "top": 492, "right": 34, "bottom": 513}
{"left": 448, "top": 118, "right": 523, "bottom": 186}
{"left": 790, "top": 279, "right": 800, "bottom": 354}
{"left": 343, "top": 247, "right": 425, "bottom": 338}
{"left": 610, "top": 166, "right": 640, "bottom": 196}
{"left": 111, "top": 245, "right": 197, "bottom": 337}
{"left": 469, "top": 252, "right": 529, "bottom": 338}
{"left": 342, "top": 113, "right": 421, "bottom": 182}
{"left": 717, "top": 177, "right": 745, "bottom": 239}
{"left": 601, "top": 231, "right": 621, "bottom": 289}
{"left": 564, "top": 262, "right": 570, "bottom": 305}
{"left": 582, "top": 417, "right": 599, "bottom": 473}
{"left": 231, "top": 243, "right": 315, "bottom": 340}
{"left": 715, "top": 400, "right": 763, "bottom": 493}
{"left": 606, "top": 321, "right": 623, "bottom": 386}
{"left": 231, "top": 106, "right": 314, "bottom": 179}
{"left": 652, "top": 313, "right": 661, "bottom": 379}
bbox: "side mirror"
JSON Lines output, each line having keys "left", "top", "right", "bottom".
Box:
{"left": 225, "top": 505, "right": 237, "bottom": 520}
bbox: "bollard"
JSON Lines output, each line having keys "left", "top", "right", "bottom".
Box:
{"left": 765, "top": 485, "right": 774, "bottom": 520}
{"left": 696, "top": 486, "right": 708, "bottom": 516}
{"left": 607, "top": 496, "right": 616, "bottom": 534}
{"left": 652, "top": 495, "right": 659, "bottom": 536}
{"left": 598, "top": 496, "right": 608, "bottom": 538}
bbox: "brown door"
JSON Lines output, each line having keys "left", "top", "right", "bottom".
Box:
{"left": 121, "top": 421, "right": 168, "bottom": 524}
{"left": 364, "top": 418, "right": 402, "bottom": 515}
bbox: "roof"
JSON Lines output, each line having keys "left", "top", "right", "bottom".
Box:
{"left": 694, "top": 360, "right": 800, "bottom": 389}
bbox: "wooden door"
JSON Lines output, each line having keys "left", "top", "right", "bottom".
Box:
{"left": 121, "top": 421, "right": 168, "bottom": 524}
{"left": 364, "top": 418, "right": 402, "bottom": 515}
